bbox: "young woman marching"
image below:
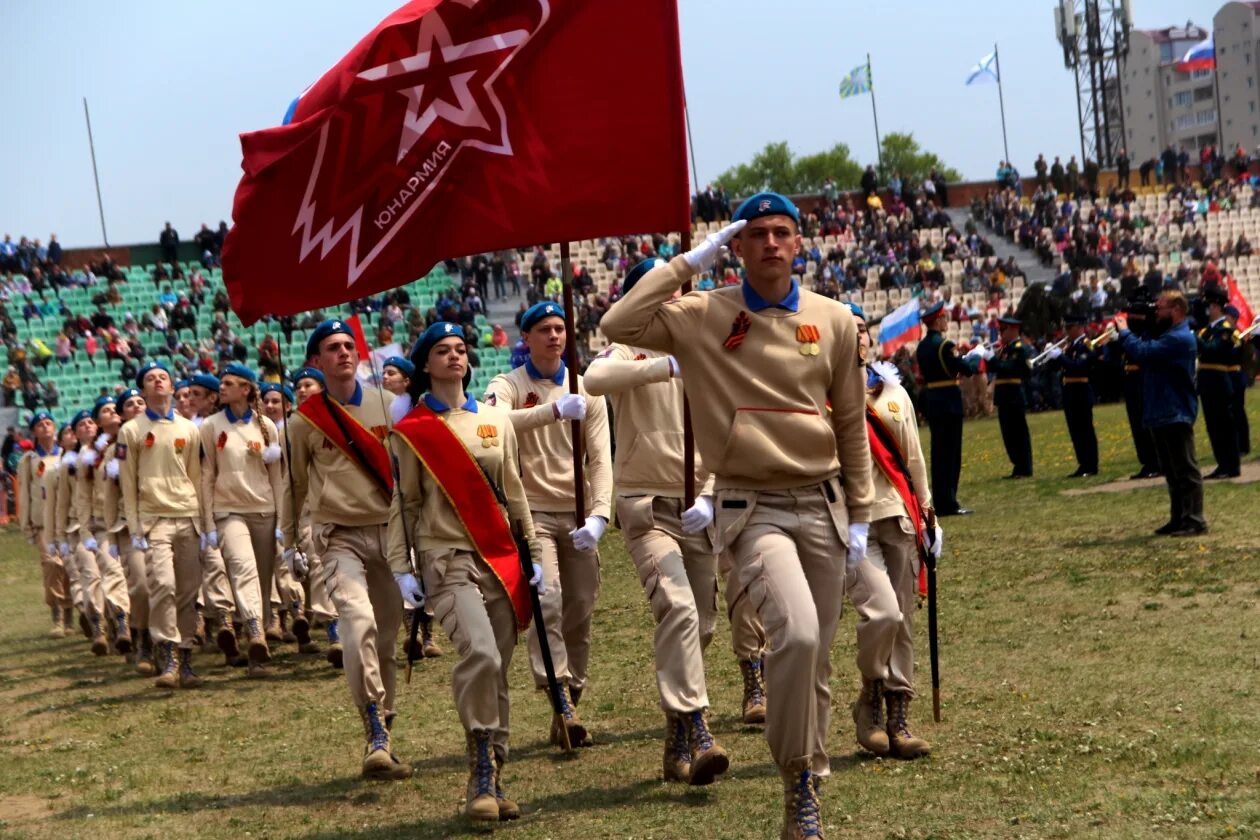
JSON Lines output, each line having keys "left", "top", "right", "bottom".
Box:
{"left": 259, "top": 381, "right": 311, "bottom": 650}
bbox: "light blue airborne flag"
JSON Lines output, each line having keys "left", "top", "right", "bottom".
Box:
{"left": 966, "top": 51, "right": 999, "bottom": 85}
{"left": 839, "top": 62, "right": 872, "bottom": 99}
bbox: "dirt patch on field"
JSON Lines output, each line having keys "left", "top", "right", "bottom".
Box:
{"left": 0, "top": 793, "right": 52, "bottom": 823}
{"left": 1062, "top": 459, "right": 1260, "bottom": 495}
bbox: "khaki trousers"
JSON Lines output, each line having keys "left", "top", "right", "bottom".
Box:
{"left": 71, "top": 532, "right": 105, "bottom": 619}
{"left": 717, "top": 481, "right": 849, "bottom": 777}
{"left": 527, "top": 510, "right": 601, "bottom": 692}
{"left": 861, "top": 517, "right": 918, "bottom": 694}
{"left": 147, "top": 517, "right": 203, "bottom": 647}
{"left": 200, "top": 545, "right": 235, "bottom": 617}
{"left": 719, "top": 549, "right": 767, "bottom": 660}
{"left": 86, "top": 522, "right": 131, "bottom": 617}
{"left": 618, "top": 495, "right": 717, "bottom": 714}
{"left": 34, "top": 528, "right": 72, "bottom": 610}
{"left": 421, "top": 548, "right": 517, "bottom": 756}
{"left": 315, "top": 524, "right": 401, "bottom": 711}
{"left": 300, "top": 520, "right": 336, "bottom": 621}
{"left": 117, "top": 527, "right": 150, "bottom": 629}
{"left": 269, "top": 537, "right": 305, "bottom": 621}
{"left": 61, "top": 536, "right": 86, "bottom": 615}
{"left": 216, "top": 513, "right": 273, "bottom": 624}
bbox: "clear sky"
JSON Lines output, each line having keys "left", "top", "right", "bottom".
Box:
{"left": 2, "top": 0, "right": 1218, "bottom": 248}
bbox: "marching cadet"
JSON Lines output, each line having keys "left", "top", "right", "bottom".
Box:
{"left": 483, "top": 301, "right": 613, "bottom": 748}
{"left": 105, "top": 387, "right": 157, "bottom": 674}
{"left": 601, "top": 193, "right": 874, "bottom": 840}
{"left": 282, "top": 320, "right": 411, "bottom": 780}
{"left": 53, "top": 407, "right": 108, "bottom": 654}
{"left": 387, "top": 321, "right": 542, "bottom": 822}
{"left": 1116, "top": 299, "right": 1162, "bottom": 479}
{"left": 118, "top": 361, "right": 206, "bottom": 689}
{"left": 77, "top": 395, "right": 134, "bottom": 657}
{"left": 584, "top": 259, "right": 729, "bottom": 786}
{"left": 289, "top": 366, "right": 341, "bottom": 662}
{"left": 259, "top": 381, "right": 311, "bottom": 649}
{"left": 1045, "top": 316, "right": 1100, "bottom": 477}
{"left": 173, "top": 379, "right": 194, "bottom": 420}
{"left": 989, "top": 316, "right": 1034, "bottom": 479}
{"left": 848, "top": 304, "right": 936, "bottom": 759}
{"left": 18, "top": 410, "right": 72, "bottom": 637}
{"left": 45, "top": 422, "right": 87, "bottom": 638}
{"left": 199, "top": 363, "right": 285, "bottom": 677}
{"left": 1197, "top": 286, "right": 1242, "bottom": 479}
{"left": 916, "top": 302, "right": 985, "bottom": 515}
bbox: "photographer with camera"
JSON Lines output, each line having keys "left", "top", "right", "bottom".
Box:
{"left": 1115, "top": 289, "right": 1161, "bottom": 479}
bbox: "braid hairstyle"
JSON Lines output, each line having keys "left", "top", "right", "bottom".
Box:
{"left": 247, "top": 382, "right": 272, "bottom": 446}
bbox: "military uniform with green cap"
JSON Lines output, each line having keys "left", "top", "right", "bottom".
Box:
{"left": 1052, "top": 315, "right": 1101, "bottom": 477}
{"left": 1197, "top": 286, "right": 1242, "bottom": 479}
{"left": 915, "top": 300, "right": 983, "bottom": 515}
{"left": 17, "top": 410, "right": 73, "bottom": 635}
{"left": 989, "top": 316, "right": 1034, "bottom": 478}
{"left": 601, "top": 191, "right": 874, "bottom": 840}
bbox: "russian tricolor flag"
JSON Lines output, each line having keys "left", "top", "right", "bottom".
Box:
{"left": 878, "top": 299, "right": 923, "bottom": 356}
{"left": 1175, "top": 35, "right": 1215, "bottom": 72}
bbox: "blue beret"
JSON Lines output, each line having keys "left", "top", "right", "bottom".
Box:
{"left": 922, "top": 301, "right": 946, "bottom": 319}
{"left": 998, "top": 316, "right": 1022, "bottom": 327}
{"left": 306, "top": 318, "right": 356, "bottom": 360}
{"left": 409, "top": 322, "right": 469, "bottom": 392}
{"left": 136, "top": 360, "right": 172, "bottom": 390}
{"left": 844, "top": 301, "right": 866, "bottom": 321}
{"left": 91, "top": 395, "right": 115, "bottom": 419}
{"left": 292, "top": 367, "right": 325, "bottom": 388}
{"left": 114, "top": 388, "right": 143, "bottom": 411}
{"left": 520, "top": 301, "right": 564, "bottom": 333}
{"left": 260, "top": 382, "right": 295, "bottom": 403}
{"left": 219, "top": 363, "right": 257, "bottom": 384}
{"left": 190, "top": 373, "right": 221, "bottom": 393}
{"left": 174, "top": 379, "right": 191, "bottom": 392}
{"left": 622, "top": 259, "right": 665, "bottom": 297}
{"left": 733, "top": 191, "right": 800, "bottom": 226}
{"left": 27, "top": 410, "right": 55, "bottom": 431}
{"left": 71, "top": 409, "right": 94, "bottom": 429}
{"left": 383, "top": 356, "right": 415, "bottom": 378}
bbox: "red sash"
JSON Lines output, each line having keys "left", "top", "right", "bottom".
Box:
{"left": 297, "top": 393, "right": 394, "bottom": 499}
{"left": 392, "top": 403, "right": 530, "bottom": 630}
{"left": 865, "top": 404, "right": 929, "bottom": 597}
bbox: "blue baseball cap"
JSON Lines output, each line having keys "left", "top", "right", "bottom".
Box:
{"left": 732, "top": 191, "right": 800, "bottom": 226}
{"left": 520, "top": 301, "right": 564, "bottom": 333}
{"left": 622, "top": 258, "right": 665, "bottom": 297}
{"left": 136, "top": 360, "right": 172, "bottom": 390}
{"left": 383, "top": 356, "right": 415, "bottom": 379}
{"left": 306, "top": 318, "right": 356, "bottom": 361}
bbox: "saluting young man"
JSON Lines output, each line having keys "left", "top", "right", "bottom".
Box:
{"left": 18, "top": 411, "right": 72, "bottom": 637}
{"left": 584, "top": 257, "right": 729, "bottom": 786}
{"left": 483, "top": 301, "right": 612, "bottom": 747}
{"left": 602, "top": 192, "right": 874, "bottom": 840}
{"left": 282, "top": 320, "right": 410, "bottom": 780}
{"left": 118, "top": 361, "right": 206, "bottom": 689}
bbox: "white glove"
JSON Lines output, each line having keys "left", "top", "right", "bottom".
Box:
{"left": 929, "top": 525, "right": 944, "bottom": 560}
{"left": 395, "top": 572, "right": 425, "bottom": 609}
{"left": 529, "top": 562, "right": 546, "bottom": 595}
{"left": 83, "top": 536, "right": 99, "bottom": 552}
{"left": 261, "top": 443, "right": 282, "bottom": 464}
{"left": 569, "top": 515, "right": 607, "bottom": 551}
{"left": 284, "top": 547, "right": 309, "bottom": 580}
{"left": 108, "top": 543, "right": 119, "bottom": 559}
{"left": 59, "top": 542, "right": 70, "bottom": 556}
{"left": 846, "top": 522, "right": 869, "bottom": 568}
{"left": 105, "top": 458, "right": 120, "bottom": 480}
{"left": 94, "top": 433, "right": 111, "bottom": 452}
{"left": 683, "top": 219, "right": 746, "bottom": 272}
{"left": 275, "top": 528, "right": 284, "bottom": 542}
{"left": 667, "top": 356, "right": 680, "bottom": 377}
{"left": 681, "top": 495, "right": 714, "bottom": 534}
{"left": 131, "top": 535, "right": 150, "bottom": 551}
{"left": 201, "top": 530, "right": 218, "bottom": 551}
{"left": 963, "top": 344, "right": 985, "bottom": 360}
{"left": 1046, "top": 346, "right": 1064, "bottom": 360}
{"left": 47, "top": 542, "right": 58, "bottom": 556}
{"left": 551, "top": 393, "right": 587, "bottom": 421}
{"left": 78, "top": 448, "right": 99, "bottom": 468}
{"left": 979, "top": 345, "right": 995, "bottom": 361}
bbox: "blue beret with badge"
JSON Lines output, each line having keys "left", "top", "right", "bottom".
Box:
{"left": 219, "top": 363, "right": 257, "bottom": 384}
{"left": 114, "top": 388, "right": 143, "bottom": 412}
{"left": 27, "top": 410, "right": 55, "bottom": 431}
{"left": 520, "top": 301, "right": 564, "bottom": 333}
{"left": 190, "top": 373, "right": 221, "bottom": 393}
{"left": 844, "top": 301, "right": 867, "bottom": 321}
{"left": 383, "top": 356, "right": 415, "bottom": 378}
{"left": 291, "top": 367, "right": 325, "bottom": 388}
{"left": 91, "top": 395, "right": 115, "bottom": 420}
{"left": 409, "top": 322, "right": 470, "bottom": 392}
{"left": 306, "top": 318, "right": 356, "bottom": 360}
{"left": 622, "top": 258, "right": 665, "bottom": 297}
{"left": 732, "top": 191, "right": 800, "bottom": 226}
{"left": 260, "top": 381, "right": 295, "bottom": 404}
{"left": 136, "top": 360, "right": 172, "bottom": 390}
{"left": 71, "top": 408, "right": 94, "bottom": 429}
{"left": 174, "top": 379, "right": 190, "bottom": 392}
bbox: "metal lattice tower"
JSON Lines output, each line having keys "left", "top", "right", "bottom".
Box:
{"left": 1055, "top": 0, "right": 1133, "bottom": 167}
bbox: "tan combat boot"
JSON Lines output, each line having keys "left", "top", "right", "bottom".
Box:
{"left": 419, "top": 612, "right": 442, "bottom": 657}
{"left": 89, "top": 612, "right": 109, "bottom": 656}
{"left": 177, "top": 647, "right": 204, "bottom": 689}
{"left": 245, "top": 618, "right": 271, "bottom": 665}
{"left": 464, "top": 731, "right": 500, "bottom": 822}
{"left": 360, "top": 703, "right": 413, "bottom": 780}
{"left": 112, "top": 609, "right": 132, "bottom": 655}
{"left": 686, "top": 709, "right": 730, "bottom": 786}
{"left": 153, "top": 641, "right": 179, "bottom": 689}
{"left": 63, "top": 607, "right": 76, "bottom": 636}
{"left": 326, "top": 620, "right": 344, "bottom": 668}
{"left": 662, "top": 713, "right": 691, "bottom": 782}
{"left": 885, "top": 692, "right": 931, "bottom": 759}
{"left": 216, "top": 611, "right": 239, "bottom": 659}
{"left": 548, "top": 685, "right": 590, "bottom": 748}
{"left": 290, "top": 604, "right": 312, "bottom": 650}
{"left": 740, "top": 657, "right": 767, "bottom": 724}
{"left": 135, "top": 630, "right": 156, "bottom": 676}
{"left": 852, "top": 678, "right": 889, "bottom": 756}
{"left": 49, "top": 606, "right": 65, "bottom": 639}
{"left": 492, "top": 745, "right": 520, "bottom": 821}
{"left": 265, "top": 610, "right": 284, "bottom": 643}
{"left": 780, "top": 760, "right": 824, "bottom": 839}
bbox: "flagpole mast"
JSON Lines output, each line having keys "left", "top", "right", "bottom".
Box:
{"left": 83, "top": 97, "right": 109, "bottom": 247}
{"left": 867, "top": 54, "right": 884, "bottom": 172}
{"left": 684, "top": 102, "right": 701, "bottom": 197}
{"left": 559, "top": 242, "right": 586, "bottom": 522}
{"left": 994, "top": 43, "right": 1011, "bottom": 166}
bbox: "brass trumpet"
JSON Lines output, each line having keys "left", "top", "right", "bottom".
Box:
{"left": 1031, "top": 337, "right": 1069, "bottom": 367}
{"left": 1087, "top": 325, "right": 1118, "bottom": 349}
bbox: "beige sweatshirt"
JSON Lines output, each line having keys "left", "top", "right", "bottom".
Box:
{"left": 600, "top": 255, "right": 873, "bottom": 521}
{"left": 50, "top": 455, "right": 79, "bottom": 539}
{"left": 200, "top": 409, "right": 284, "bottom": 529}
{"left": 583, "top": 344, "right": 714, "bottom": 500}
{"left": 118, "top": 410, "right": 203, "bottom": 534}
{"left": 867, "top": 378, "right": 932, "bottom": 522}
{"left": 386, "top": 397, "right": 539, "bottom": 575}
{"left": 74, "top": 438, "right": 109, "bottom": 531}
{"left": 17, "top": 445, "right": 60, "bottom": 539}
{"left": 482, "top": 364, "right": 612, "bottom": 519}
{"left": 41, "top": 455, "right": 66, "bottom": 542}
{"left": 282, "top": 385, "right": 394, "bottom": 541}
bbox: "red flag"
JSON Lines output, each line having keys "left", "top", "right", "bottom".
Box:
{"left": 223, "top": 0, "right": 689, "bottom": 324}
{"left": 345, "top": 314, "right": 373, "bottom": 362}
{"left": 1227, "top": 276, "right": 1254, "bottom": 330}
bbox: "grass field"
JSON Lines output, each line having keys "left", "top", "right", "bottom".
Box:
{"left": 1, "top": 395, "right": 1258, "bottom": 839}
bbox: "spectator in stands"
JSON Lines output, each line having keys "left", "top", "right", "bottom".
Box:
{"left": 194, "top": 224, "right": 217, "bottom": 268}
{"left": 46, "top": 234, "right": 61, "bottom": 266}
{"left": 21, "top": 381, "right": 39, "bottom": 411}
{"left": 159, "top": 221, "right": 180, "bottom": 264}
{"left": 41, "top": 380, "right": 59, "bottom": 408}
{"left": 2, "top": 367, "right": 19, "bottom": 405}
{"left": 158, "top": 285, "right": 178, "bottom": 309}
{"left": 1116, "top": 148, "right": 1131, "bottom": 189}
{"left": 170, "top": 299, "right": 195, "bottom": 332}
